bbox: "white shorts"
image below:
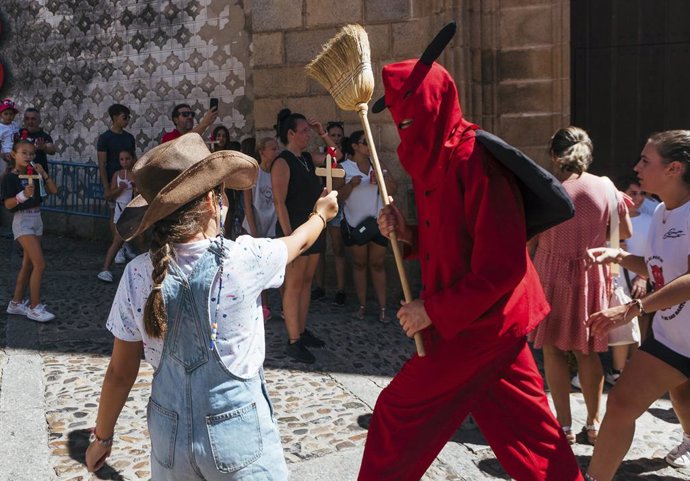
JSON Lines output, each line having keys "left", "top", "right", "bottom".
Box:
{"left": 113, "top": 201, "right": 127, "bottom": 224}
{"left": 13, "top": 209, "right": 43, "bottom": 239}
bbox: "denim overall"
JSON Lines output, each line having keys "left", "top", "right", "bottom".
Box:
{"left": 148, "top": 240, "right": 288, "bottom": 480}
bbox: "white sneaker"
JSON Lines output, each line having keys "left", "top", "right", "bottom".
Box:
{"left": 666, "top": 432, "right": 690, "bottom": 468}
{"left": 123, "top": 243, "right": 138, "bottom": 260}
{"left": 114, "top": 248, "right": 126, "bottom": 264}
{"left": 6, "top": 299, "right": 29, "bottom": 315}
{"left": 97, "top": 270, "right": 114, "bottom": 283}
{"left": 571, "top": 374, "right": 581, "bottom": 390}
{"left": 26, "top": 304, "right": 55, "bottom": 323}
{"left": 605, "top": 369, "right": 622, "bottom": 386}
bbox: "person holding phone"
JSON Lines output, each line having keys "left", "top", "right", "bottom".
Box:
{"left": 160, "top": 101, "right": 218, "bottom": 144}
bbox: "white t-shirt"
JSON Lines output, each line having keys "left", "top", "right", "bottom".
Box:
{"left": 106, "top": 236, "right": 287, "bottom": 378}
{"left": 341, "top": 159, "right": 383, "bottom": 226}
{"left": 645, "top": 200, "right": 690, "bottom": 357}
{"left": 620, "top": 213, "right": 653, "bottom": 287}
{"left": 0, "top": 121, "right": 19, "bottom": 155}
{"left": 242, "top": 168, "right": 276, "bottom": 238}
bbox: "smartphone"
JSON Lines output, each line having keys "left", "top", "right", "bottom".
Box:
{"left": 210, "top": 98, "right": 219, "bottom": 112}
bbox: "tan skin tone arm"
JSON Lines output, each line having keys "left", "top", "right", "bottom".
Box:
{"left": 587, "top": 255, "right": 690, "bottom": 336}
{"left": 243, "top": 188, "right": 258, "bottom": 237}
{"left": 272, "top": 156, "right": 292, "bottom": 236}
{"left": 85, "top": 339, "right": 142, "bottom": 472}
{"left": 97, "top": 151, "right": 110, "bottom": 198}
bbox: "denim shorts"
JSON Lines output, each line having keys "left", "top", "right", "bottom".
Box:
{"left": 13, "top": 210, "right": 43, "bottom": 239}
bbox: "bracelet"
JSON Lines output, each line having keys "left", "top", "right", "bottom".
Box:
{"left": 15, "top": 191, "right": 28, "bottom": 203}
{"left": 319, "top": 131, "right": 329, "bottom": 138}
{"left": 614, "top": 247, "right": 624, "bottom": 264}
{"left": 90, "top": 427, "right": 114, "bottom": 447}
{"left": 625, "top": 298, "right": 645, "bottom": 319}
{"left": 309, "top": 211, "right": 327, "bottom": 230}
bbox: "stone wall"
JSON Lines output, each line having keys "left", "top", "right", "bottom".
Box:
{"left": 1, "top": 0, "right": 251, "bottom": 162}
{"left": 250, "top": 0, "right": 570, "bottom": 218}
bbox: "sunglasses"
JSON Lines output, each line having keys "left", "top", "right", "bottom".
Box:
{"left": 178, "top": 111, "right": 195, "bottom": 118}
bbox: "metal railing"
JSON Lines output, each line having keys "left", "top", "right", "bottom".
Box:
{"left": 43, "top": 160, "right": 109, "bottom": 218}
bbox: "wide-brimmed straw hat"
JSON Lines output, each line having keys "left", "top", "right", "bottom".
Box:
{"left": 116, "top": 133, "right": 258, "bottom": 241}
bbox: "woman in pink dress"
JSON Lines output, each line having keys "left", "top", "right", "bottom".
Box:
{"left": 529, "top": 126, "right": 631, "bottom": 445}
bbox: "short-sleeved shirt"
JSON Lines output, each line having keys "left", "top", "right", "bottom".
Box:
{"left": 161, "top": 129, "right": 182, "bottom": 144}
{"left": 0, "top": 122, "right": 19, "bottom": 156}
{"left": 106, "top": 236, "right": 288, "bottom": 378}
{"left": 18, "top": 129, "right": 53, "bottom": 171}
{"left": 645, "top": 200, "right": 690, "bottom": 357}
{"left": 96, "top": 130, "right": 136, "bottom": 182}
{"left": 1, "top": 171, "right": 42, "bottom": 212}
{"left": 341, "top": 159, "right": 383, "bottom": 226}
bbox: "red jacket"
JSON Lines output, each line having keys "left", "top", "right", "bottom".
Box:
{"left": 380, "top": 60, "right": 550, "bottom": 345}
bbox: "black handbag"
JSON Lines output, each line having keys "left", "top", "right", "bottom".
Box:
{"left": 344, "top": 216, "right": 379, "bottom": 245}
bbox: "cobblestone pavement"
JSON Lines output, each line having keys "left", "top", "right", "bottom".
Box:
{"left": 1, "top": 233, "right": 689, "bottom": 481}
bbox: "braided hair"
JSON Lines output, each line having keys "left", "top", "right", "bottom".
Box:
{"left": 143, "top": 187, "right": 221, "bottom": 338}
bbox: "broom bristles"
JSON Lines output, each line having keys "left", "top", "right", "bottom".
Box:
{"left": 306, "top": 24, "right": 375, "bottom": 112}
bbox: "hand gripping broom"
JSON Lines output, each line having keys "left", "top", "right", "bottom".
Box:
{"left": 306, "top": 24, "right": 425, "bottom": 357}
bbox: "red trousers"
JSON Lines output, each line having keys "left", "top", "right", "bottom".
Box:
{"left": 358, "top": 336, "right": 583, "bottom": 481}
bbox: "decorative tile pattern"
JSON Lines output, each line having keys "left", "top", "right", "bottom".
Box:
{"left": 3, "top": 0, "right": 250, "bottom": 162}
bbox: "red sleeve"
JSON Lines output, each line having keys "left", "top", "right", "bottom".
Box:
{"left": 424, "top": 153, "right": 528, "bottom": 340}
{"left": 161, "top": 131, "right": 179, "bottom": 144}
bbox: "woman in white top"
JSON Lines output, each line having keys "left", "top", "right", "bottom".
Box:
{"left": 586, "top": 130, "right": 690, "bottom": 480}
{"left": 338, "top": 130, "right": 397, "bottom": 323}
{"left": 243, "top": 137, "right": 280, "bottom": 320}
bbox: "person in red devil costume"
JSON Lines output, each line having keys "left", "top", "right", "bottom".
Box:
{"left": 357, "top": 24, "right": 584, "bottom": 481}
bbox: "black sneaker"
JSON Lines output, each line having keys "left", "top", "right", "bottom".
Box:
{"left": 285, "top": 339, "right": 316, "bottom": 364}
{"left": 311, "top": 287, "right": 326, "bottom": 301}
{"left": 332, "top": 291, "right": 346, "bottom": 306}
{"left": 300, "top": 329, "right": 325, "bottom": 348}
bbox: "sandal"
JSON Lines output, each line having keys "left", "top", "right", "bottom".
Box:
{"left": 583, "top": 423, "right": 599, "bottom": 445}
{"left": 379, "top": 307, "right": 390, "bottom": 324}
{"left": 561, "top": 425, "right": 576, "bottom": 445}
{"left": 352, "top": 305, "right": 365, "bottom": 320}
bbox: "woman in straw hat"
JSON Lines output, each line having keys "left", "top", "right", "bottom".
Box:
{"left": 85, "top": 133, "right": 338, "bottom": 479}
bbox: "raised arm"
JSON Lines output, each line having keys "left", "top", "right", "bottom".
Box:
{"left": 279, "top": 190, "right": 338, "bottom": 262}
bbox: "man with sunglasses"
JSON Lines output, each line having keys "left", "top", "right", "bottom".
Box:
{"left": 97, "top": 104, "right": 136, "bottom": 200}
{"left": 160, "top": 103, "right": 218, "bottom": 144}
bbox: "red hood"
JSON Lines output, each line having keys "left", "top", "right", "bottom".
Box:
{"left": 381, "top": 59, "right": 474, "bottom": 189}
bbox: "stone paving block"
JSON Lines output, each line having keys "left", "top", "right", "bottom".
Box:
{"left": 365, "top": 0, "right": 412, "bottom": 23}
{"left": 252, "top": 32, "right": 284, "bottom": 66}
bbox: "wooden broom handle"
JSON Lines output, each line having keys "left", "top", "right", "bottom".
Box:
{"left": 357, "top": 104, "right": 425, "bottom": 357}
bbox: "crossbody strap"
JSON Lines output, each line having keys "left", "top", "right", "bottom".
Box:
{"left": 604, "top": 176, "right": 620, "bottom": 276}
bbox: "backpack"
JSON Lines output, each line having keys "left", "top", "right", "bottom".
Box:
{"left": 475, "top": 129, "right": 575, "bottom": 239}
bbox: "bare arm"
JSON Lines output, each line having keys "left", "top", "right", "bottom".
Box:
{"left": 271, "top": 157, "right": 292, "bottom": 235}
{"left": 587, "top": 248, "right": 648, "bottom": 276}
{"left": 619, "top": 208, "right": 632, "bottom": 240}
{"left": 587, "top": 256, "right": 690, "bottom": 336}
{"left": 243, "top": 189, "right": 258, "bottom": 237}
{"left": 279, "top": 190, "right": 338, "bottom": 262}
{"left": 192, "top": 108, "right": 218, "bottom": 137}
{"left": 85, "top": 338, "right": 142, "bottom": 471}
{"left": 97, "top": 151, "right": 110, "bottom": 197}
{"left": 33, "top": 163, "right": 57, "bottom": 195}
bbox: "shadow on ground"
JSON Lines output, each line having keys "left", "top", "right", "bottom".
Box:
{"left": 67, "top": 429, "right": 125, "bottom": 480}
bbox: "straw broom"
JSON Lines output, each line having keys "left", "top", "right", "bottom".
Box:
{"left": 306, "top": 24, "right": 425, "bottom": 357}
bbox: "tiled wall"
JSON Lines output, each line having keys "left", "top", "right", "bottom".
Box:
{"left": 1, "top": 0, "right": 251, "bottom": 162}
